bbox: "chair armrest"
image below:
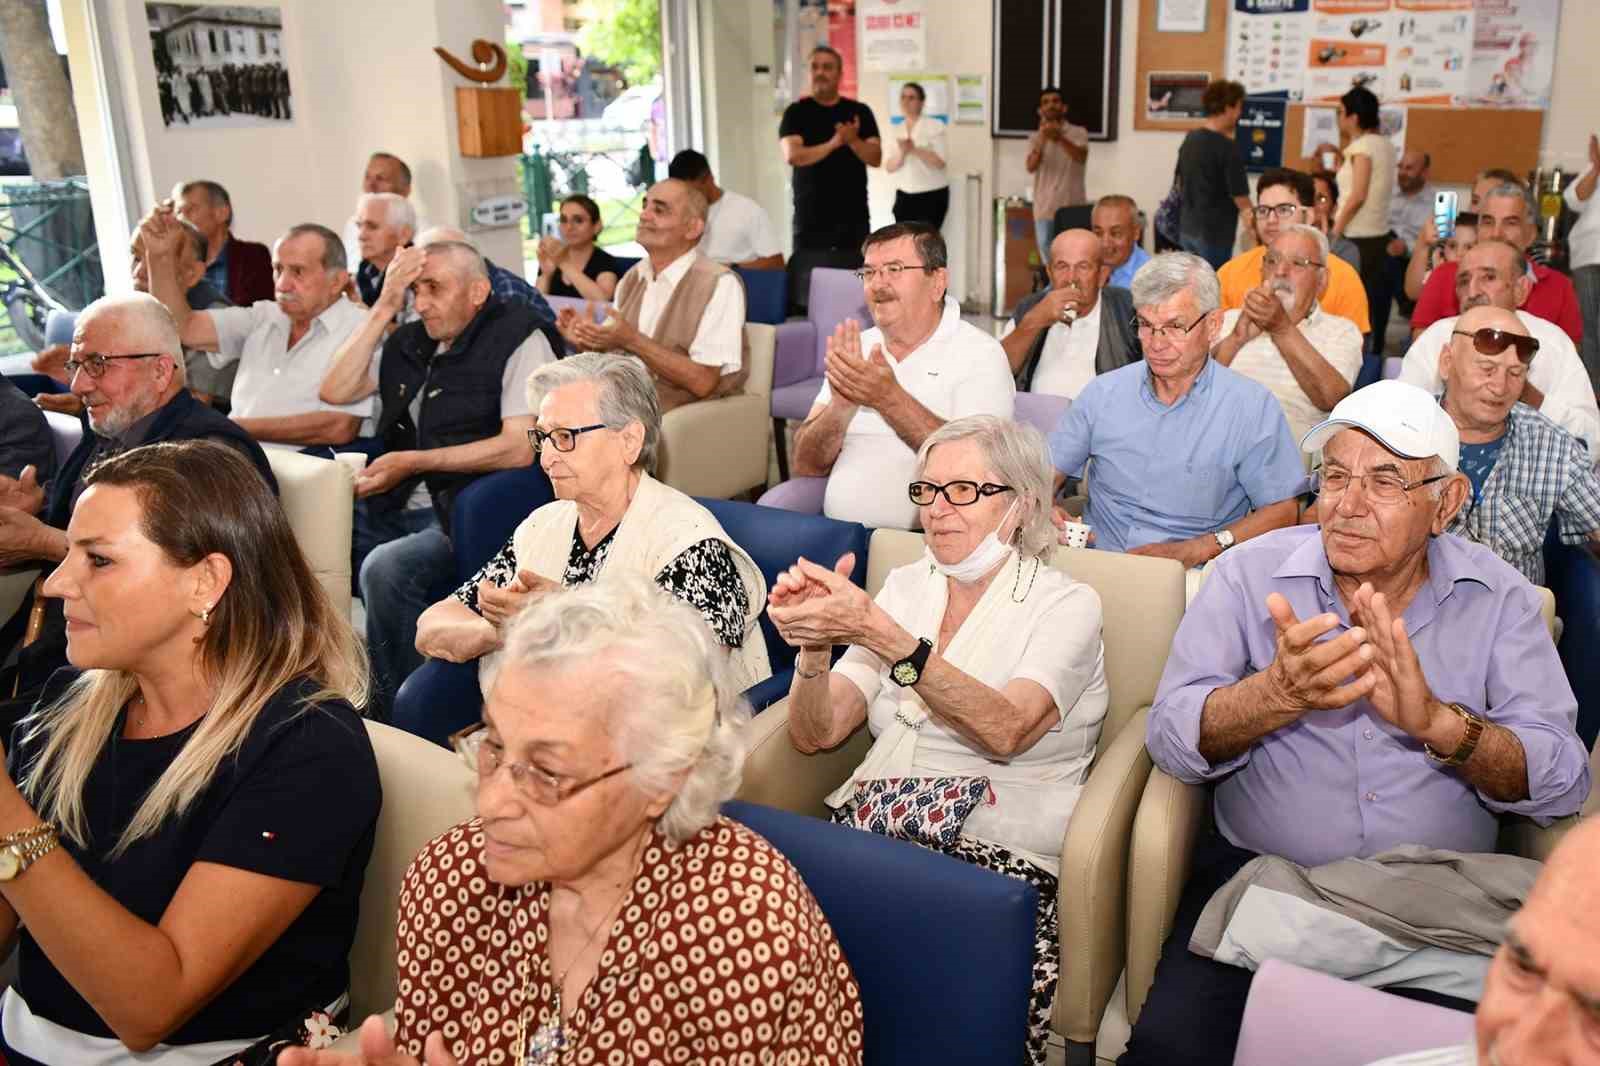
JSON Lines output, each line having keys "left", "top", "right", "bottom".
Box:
{"left": 734, "top": 697, "right": 871, "bottom": 819}
{"left": 756, "top": 477, "right": 828, "bottom": 514}
{"left": 773, "top": 321, "right": 819, "bottom": 388}
{"left": 658, "top": 395, "right": 770, "bottom": 499}
{"left": 1053, "top": 706, "right": 1155, "bottom": 1043}
{"left": 1125, "top": 765, "right": 1207, "bottom": 1027}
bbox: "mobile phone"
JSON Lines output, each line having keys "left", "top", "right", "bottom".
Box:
{"left": 540, "top": 213, "right": 561, "bottom": 239}
{"left": 1433, "top": 190, "right": 1459, "bottom": 241}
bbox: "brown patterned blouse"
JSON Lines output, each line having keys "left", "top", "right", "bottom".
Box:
{"left": 393, "top": 816, "right": 865, "bottom": 1065}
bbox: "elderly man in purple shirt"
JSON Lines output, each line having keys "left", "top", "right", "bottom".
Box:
{"left": 1121, "top": 379, "right": 1591, "bottom": 1066}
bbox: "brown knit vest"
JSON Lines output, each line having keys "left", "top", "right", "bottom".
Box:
{"left": 614, "top": 252, "right": 749, "bottom": 412}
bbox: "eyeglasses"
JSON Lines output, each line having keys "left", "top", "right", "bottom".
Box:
{"left": 1451, "top": 328, "right": 1539, "bottom": 364}
{"left": 1311, "top": 468, "right": 1450, "bottom": 504}
{"left": 908, "top": 480, "right": 1013, "bottom": 506}
{"left": 1253, "top": 204, "right": 1303, "bottom": 220}
{"left": 1263, "top": 252, "right": 1326, "bottom": 272}
{"left": 528, "top": 423, "right": 607, "bottom": 453}
{"left": 854, "top": 263, "right": 936, "bottom": 283}
{"left": 63, "top": 352, "right": 162, "bottom": 379}
{"left": 451, "top": 724, "right": 632, "bottom": 806}
{"left": 1129, "top": 313, "right": 1209, "bottom": 343}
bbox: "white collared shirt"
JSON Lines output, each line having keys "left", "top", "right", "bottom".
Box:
{"left": 1219, "top": 304, "right": 1365, "bottom": 445}
{"left": 886, "top": 115, "right": 950, "bottom": 195}
{"left": 812, "top": 298, "right": 1016, "bottom": 529}
{"left": 701, "top": 191, "right": 782, "bottom": 265}
{"left": 999, "top": 294, "right": 1104, "bottom": 399}
{"left": 206, "top": 296, "right": 375, "bottom": 435}
{"left": 1401, "top": 310, "right": 1600, "bottom": 455}
{"left": 1564, "top": 179, "right": 1600, "bottom": 270}
{"left": 630, "top": 249, "right": 745, "bottom": 374}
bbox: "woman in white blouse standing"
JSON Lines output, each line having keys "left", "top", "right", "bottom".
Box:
{"left": 1318, "top": 86, "right": 1395, "bottom": 348}
{"left": 885, "top": 82, "right": 950, "bottom": 230}
{"left": 768, "top": 414, "right": 1108, "bottom": 1066}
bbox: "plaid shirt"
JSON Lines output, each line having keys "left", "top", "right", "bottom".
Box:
{"left": 485, "top": 257, "right": 563, "bottom": 355}
{"left": 1445, "top": 402, "right": 1600, "bottom": 584}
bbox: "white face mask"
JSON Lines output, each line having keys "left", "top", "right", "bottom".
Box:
{"left": 931, "top": 499, "right": 1018, "bottom": 584}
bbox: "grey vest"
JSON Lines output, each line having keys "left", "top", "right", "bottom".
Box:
{"left": 1010, "top": 285, "right": 1141, "bottom": 392}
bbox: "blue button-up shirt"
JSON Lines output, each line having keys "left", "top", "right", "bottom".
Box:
{"left": 1108, "top": 244, "right": 1152, "bottom": 290}
{"left": 1148, "top": 524, "right": 1590, "bottom": 868}
{"left": 1047, "top": 357, "right": 1304, "bottom": 552}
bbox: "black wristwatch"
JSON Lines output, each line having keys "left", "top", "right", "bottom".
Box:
{"left": 890, "top": 638, "right": 934, "bottom": 687}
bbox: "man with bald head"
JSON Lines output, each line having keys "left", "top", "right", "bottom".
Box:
{"left": 1432, "top": 303, "right": 1600, "bottom": 583}
{"left": 415, "top": 225, "right": 559, "bottom": 350}
{"left": 557, "top": 178, "right": 748, "bottom": 411}
{"left": 1213, "top": 224, "right": 1364, "bottom": 443}
{"left": 1400, "top": 239, "right": 1599, "bottom": 454}
{"left": 0, "top": 293, "right": 275, "bottom": 706}
{"left": 321, "top": 239, "right": 553, "bottom": 715}
{"left": 1001, "top": 228, "right": 1139, "bottom": 397}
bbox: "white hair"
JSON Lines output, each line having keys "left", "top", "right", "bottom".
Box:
{"left": 1130, "top": 251, "right": 1221, "bottom": 313}
{"left": 415, "top": 225, "right": 472, "bottom": 248}
{"left": 1483, "top": 182, "right": 1534, "bottom": 221}
{"left": 80, "top": 293, "right": 183, "bottom": 369}
{"left": 526, "top": 351, "right": 663, "bottom": 472}
{"left": 492, "top": 578, "right": 751, "bottom": 844}
{"left": 1276, "top": 223, "right": 1330, "bottom": 265}
{"left": 916, "top": 415, "right": 1058, "bottom": 560}
{"left": 357, "top": 191, "right": 416, "bottom": 234}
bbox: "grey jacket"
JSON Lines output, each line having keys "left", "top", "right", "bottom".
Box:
{"left": 0, "top": 376, "right": 57, "bottom": 486}
{"left": 1009, "top": 285, "right": 1140, "bottom": 393}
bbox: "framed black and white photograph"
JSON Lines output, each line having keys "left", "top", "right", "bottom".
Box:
{"left": 146, "top": 3, "right": 292, "bottom": 129}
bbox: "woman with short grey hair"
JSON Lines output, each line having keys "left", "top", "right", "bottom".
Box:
{"left": 768, "top": 413, "right": 1110, "bottom": 1066}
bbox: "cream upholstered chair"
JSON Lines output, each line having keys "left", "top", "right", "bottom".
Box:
{"left": 263, "top": 449, "right": 355, "bottom": 619}
{"left": 657, "top": 323, "right": 776, "bottom": 499}
{"left": 1123, "top": 582, "right": 1570, "bottom": 1031}
{"left": 735, "top": 528, "right": 1188, "bottom": 1061}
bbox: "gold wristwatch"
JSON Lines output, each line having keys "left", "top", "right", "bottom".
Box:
{"left": 1424, "top": 703, "right": 1486, "bottom": 767}
{"left": 0, "top": 824, "right": 59, "bottom": 881}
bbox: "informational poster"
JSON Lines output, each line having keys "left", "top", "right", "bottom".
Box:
{"left": 1157, "top": 0, "right": 1210, "bottom": 32}
{"left": 886, "top": 73, "right": 950, "bottom": 125}
{"left": 1379, "top": 103, "right": 1407, "bottom": 155}
{"left": 825, "top": 0, "right": 858, "bottom": 100}
{"left": 1467, "top": 0, "right": 1560, "bottom": 108}
{"left": 1390, "top": 1, "right": 1474, "bottom": 104}
{"left": 1147, "top": 71, "right": 1213, "bottom": 119}
{"left": 1237, "top": 96, "right": 1289, "bottom": 170}
{"left": 1305, "top": 0, "right": 1391, "bottom": 102}
{"left": 1301, "top": 105, "right": 1339, "bottom": 161}
{"left": 954, "top": 74, "right": 987, "bottom": 126}
{"left": 859, "top": 0, "right": 925, "bottom": 72}
{"left": 1226, "top": 0, "right": 1313, "bottom": 100}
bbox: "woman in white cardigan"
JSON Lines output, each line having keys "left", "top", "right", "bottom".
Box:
{"left": 415, "top": 352, "right": 770, "bottom": 692}
{"left": 768, "top": 414, "right": 1108, "bottom": 1066}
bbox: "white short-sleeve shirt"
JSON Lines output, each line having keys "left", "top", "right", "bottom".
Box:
{"left": 1400, "top": 310, "right": 1600, "bottom": 455}
{"left": 629, "top": 250, "right": 745, "bottom": 374}
{"left": 1219, "top": 304, "right": 1365, "bottom": 445}
{"left": 813, "top": 298, "right": 1016, "bottom": 529}
{"left": 886, "top": 116, "right": 950, "bottom": 195}
{"left": 832, "top": 558, "right": 1108, "bottom": 870}
{"left": 999, "top": 295, "right": 1104, "bottom": 399}
{"left": 701, "top": 191, "right": 782, "bottom": 265}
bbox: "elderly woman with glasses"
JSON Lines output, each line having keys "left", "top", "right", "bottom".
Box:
{"left": 768, "top": 414, "right": 1109, "bottom": 1066}
{"left": 284, "top": 579, "right": 864, "bottom": 1066}
{"left": 414, "top": 351, "right": 770, "bottom": 734}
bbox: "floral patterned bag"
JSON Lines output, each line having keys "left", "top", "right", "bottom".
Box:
{"left": 210, "top": 996, "right": 349, "bottom": 1066}
{"left": 831, "top": 776, "right": 993, "bottom": 850}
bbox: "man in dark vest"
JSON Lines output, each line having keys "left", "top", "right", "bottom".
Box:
{"left": 320, "top": 240, "right": 554, "bottom": 714}
{"left": 1001, "top": 228, "right": 1141, "bottom": 397}
{"left": 0, "top": 294, "right": 276, "bottom": 710}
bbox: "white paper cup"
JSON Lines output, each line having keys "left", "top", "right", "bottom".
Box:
{"left": 334, "top": 452, "right": 368, "bottom": 479}
{"left": 1320, "top": 151, "right": 1337, "bottom": 171}
{"left": 1061, "top": 522, "right": 1092, "bottom": 549}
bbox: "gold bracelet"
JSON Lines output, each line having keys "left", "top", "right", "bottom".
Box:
{"left": 1425, "top": 703, "right": 1486, "bottom": 767}
{"left": 0, "top": 823, "right": 55, "bottom": 848}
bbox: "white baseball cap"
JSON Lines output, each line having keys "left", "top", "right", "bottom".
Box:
{"left": 1299, "top": 379, "right": 1460, "bottom": 472}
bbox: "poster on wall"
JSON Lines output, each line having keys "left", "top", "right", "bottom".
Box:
{"left": 1237, "top": 96, "right": 1288, "bottom": 170}
{"left": 1147, "top": 71, "right": 1214, "bottom": 119}
{"left": 1225, "top": 0, "right": 1312, "bottom": 100}
{"left": 1305, "top": 0, "right": 1391, "bottom": 102}
{"left": 860, "top": 0, "right": 925, "bottom": 73}
{"left": 1389, "top": 0, "right": 1473, "bottom": 105}
{"left": 954, "top": 74, "right": 987, "bottom": 126}
{"left": 1467, "top": 0, "right": 1560, "bottom": 108}
{"left": 886, "top": 74, "right": 949, "bottom": 125}
{"left": 146, "top": 3, "right": 291, "bottom": 129}
{"left": 826, "top": 0, "right": 859, "bottom": 100}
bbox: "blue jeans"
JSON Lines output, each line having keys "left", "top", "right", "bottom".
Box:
{"left": 1035, "top": 218, "right": 1055, "bottom": 261}
{"left": 1178, "top": 233, "right": 1233, "bottom": 271}
{"left": 356, "top": 503, "right": 456, "bottom": 719}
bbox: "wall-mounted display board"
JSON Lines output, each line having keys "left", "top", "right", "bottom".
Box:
{"left": 991, "top": 0, "right": 1121, "bottom": 141}
{"left": 1280, "top": 103, "right": 1543, "bottom": 185}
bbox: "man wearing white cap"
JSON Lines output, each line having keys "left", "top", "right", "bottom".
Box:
{"left": 1126, "top": 379, "right": 1591, "bottom": 1066}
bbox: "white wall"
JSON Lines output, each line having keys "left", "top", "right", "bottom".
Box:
{"left": 64, "top": 0, "right": 521, "bottom": 292}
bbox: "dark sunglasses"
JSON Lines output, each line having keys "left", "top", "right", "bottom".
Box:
{"left": 1451, "top": 328, "right": 1539, "bottom": 364}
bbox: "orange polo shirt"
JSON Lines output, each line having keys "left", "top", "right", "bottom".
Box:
{"left": 1217, "top": 244, "right": 1372, "bottom": 334}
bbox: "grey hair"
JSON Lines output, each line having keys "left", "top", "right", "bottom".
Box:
{"left": 283, "top": 223, "right": 347, "bottom": 273}
{"left": 424, "top": 240, "right": 489, "bottom": 284}
{"left": 916, "top": 415, "right": 1057, "bottom": 560}
{"left": 1130, "top": 251, "right": 1221, "bottom": 313}
{"left": 1483, "top": 182, "right": 1534, "bottom": 221}
{"left": 493, "top": 578, "right": 751, "bottom": 845}
{"left": 415, "top": 225, "right": 472, "bottom": 247}
{"left": 78, "top": 293, "right": 187, "bottom": 386}
{"left": 358, "top": 192, "right": 417, "bottom": 234}
{"left": 176, "top": 218, "right": 208, "bottom": 263}
{"left": 1277, "top": 223, "right": 1330, "bottom": 265}
{"left": 678, "top": 181, "right": 709, "bottom": 223}
{"left": 526, "top": 351, "right": 663, "bottom": 473}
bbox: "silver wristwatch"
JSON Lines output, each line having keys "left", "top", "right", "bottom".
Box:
{"left": 1213, "top": 529, "right": 1236, "bottom": 553}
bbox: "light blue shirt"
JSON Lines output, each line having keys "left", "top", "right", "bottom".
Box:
{"left": 1108, "top": 244, "right": 1151, "bottom": 290}
{"left": 1047, "top": 357, "right": 1304, "bottom": 552}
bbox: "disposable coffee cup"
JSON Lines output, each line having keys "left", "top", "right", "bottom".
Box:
{"left": 334, "top": 452, "right": 368, "bottom": 479}
{"left": 1320, "top": 150, "right": 1337, "bottom": 171}
{"left": 1061, "top": 522, "right": 1092, "bottom": 549}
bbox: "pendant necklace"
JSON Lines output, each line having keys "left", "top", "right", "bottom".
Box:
{"left": 516, "top": 879, "right": 632, "bottom": 1065}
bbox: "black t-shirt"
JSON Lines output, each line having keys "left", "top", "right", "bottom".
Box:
{"left": 1176, "top": 128, "right": 1249, "bottom": 249}
{"left": 548, "top": 246, "right": 626, "bottom": 299}
{"left": 6, "top": 670, "right": 381, "bottom": 1046}
{"left": 779, "top": 96, "right": 880, "bottom": 247}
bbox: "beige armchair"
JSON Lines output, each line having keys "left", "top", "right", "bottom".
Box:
{"left": 657, "top": 323, "right": 776, "bottom": 499}
{"left": 1123, "top": 583, "right": 1575, "bottom": 1030}
{"left": 735, "top": 528, "right": 1188, "bottom": 1060}
{"left": 263, "top": 449, "right": 356, "bottom": 619}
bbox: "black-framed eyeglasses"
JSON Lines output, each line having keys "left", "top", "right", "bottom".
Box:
{"left": 451, "top": 723, "right": 632, "bottom": 807}
{"left": 528, "top": 423, "right": 607, "bottom": 453}
{"left": 1310, "top": 468, "right": 1450, "bottom": 504}
{"left": 1129, "top": 313, "right": 1209, "bottom": 343}
{"left": 1451, "top": 328, "right": 1539, "bottom": 364}
{"left": 62, "top": 352, "right": 163, "bottom": 379}
{"left": 1263, "top": 252, "right": 1326, "bottom": 273}
{"left": 1253, "top": 204, "right": 1303, "bottom": 220}
{"left": 854, "top": 263, "right": 936, "bottom": 283}
{"left": 908, "top": 480, "right": 1014, "bottom": 507}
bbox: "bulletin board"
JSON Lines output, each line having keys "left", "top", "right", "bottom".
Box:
{"left": 1134, "top": 0, "right": 1230, "bottom": 133}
